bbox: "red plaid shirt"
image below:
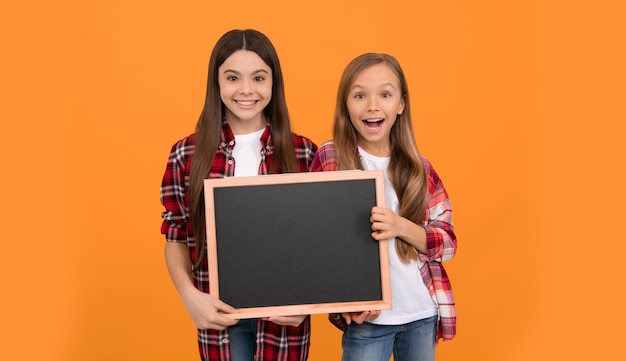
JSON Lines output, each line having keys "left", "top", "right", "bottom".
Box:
{"left": 310, "top": 141, "right": 457, "bottom": 341}
{"left": 160, "top": 122, "right": 317, "bottom": 360}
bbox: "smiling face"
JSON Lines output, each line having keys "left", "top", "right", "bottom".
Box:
{"left": 346, "top": 63, "right": 405, "bottom": 156}
{"left": 218, "top": 50, "right": 273, "bottom": 133}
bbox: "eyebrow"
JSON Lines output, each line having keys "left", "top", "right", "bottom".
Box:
{"left": 350, "top": 82, "right": 397, "bottom": 90}
{"left": 222, "top": 69, "right": 270, "bottom": 75}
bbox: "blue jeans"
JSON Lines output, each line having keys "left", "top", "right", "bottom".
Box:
{"left": 341, "top": 315, "right": 438, "bottom": 361}
{"left": 228, "top": 318, "right": 257, "bottom": 361}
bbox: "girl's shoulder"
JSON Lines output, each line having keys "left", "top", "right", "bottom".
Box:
{"left": 318, "top": 140, "right": 336, "bottom": 152}
{"left": 419, "top": 154, "right": 433, "bottom": 171}
{"left": 419, "top": 154, "right": 446, "bottom": 189}
{"left": 170, "top": 133, "right": 196, "bottom": 147}
{"left": 167, "top": 133, "right": 196, "bottom": 160}
{"left": 315, "top": 141, "right": 338, "bottom": 158}
{"left": 309, "top": 141, "right": 339, "bottom": 172}
{"left": 292, "top": 132, "right": 319, "bottom": 151}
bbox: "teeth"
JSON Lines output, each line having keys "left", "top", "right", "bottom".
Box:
{"left": 237, "top": 100, "right": 256, "bottom": 106}
{"left": 364, "top": 118, "right": 383, "bottom": 123}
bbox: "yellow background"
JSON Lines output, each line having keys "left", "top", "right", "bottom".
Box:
{"left": 1, "top": 0, "right": 625, "bottom": 360}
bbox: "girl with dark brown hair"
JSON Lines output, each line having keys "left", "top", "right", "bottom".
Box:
{"left": 160, "top": 29, "right": 317, "bottom": 361}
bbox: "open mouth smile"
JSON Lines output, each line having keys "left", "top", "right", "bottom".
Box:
{"left": 363, "top": 118, "right": 384, "bottom": 128}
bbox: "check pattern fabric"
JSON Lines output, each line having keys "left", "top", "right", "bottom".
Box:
{"left": 310, "top": 141, "right": 457, "bottom": 341}
{"left": 160, "top": 122, "right": 317, "bottom": 361}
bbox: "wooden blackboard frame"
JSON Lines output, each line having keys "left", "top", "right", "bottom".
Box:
{"left": 204, "top": 170, "right": 390, "bottom": 319}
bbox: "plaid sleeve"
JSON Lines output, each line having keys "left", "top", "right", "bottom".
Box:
{"left": 427, "top": 262, "right": 456, "bottom": 341}
{"left": 292, "top": 133, "right": 318, "bottom": 172}
{"left": 309, "top": 141, "right": 339, "bottom": 172}
{"left": 421, "top": 157, "right": 457, "bottom": 262}
{"left": 419, "top": 157, "right": 457, "bottom": 341}
{"left": 160, "top": 137, "right": 193, "bottom": 243}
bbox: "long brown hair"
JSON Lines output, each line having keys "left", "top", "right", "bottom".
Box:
{"left": 333, "top": 53, "right": 428, "bottom": 263}
{"left": 189, "top": 29, "right": 298, "bottom": 271}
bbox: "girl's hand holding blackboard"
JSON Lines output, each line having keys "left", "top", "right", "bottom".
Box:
{"left": 370, "top": 206, "right": 428, "bottom": 254}
{"left": 263, "top": 315, "right": 307, "bottom": 327}
{"left": 370, "top": 206, "right": 404, "bottom": 241}
{"left": 342, "top": 310, "right": 381, "bottom": 325}
{"left": 182, "top": 289, "right": 239, "bottom": 331}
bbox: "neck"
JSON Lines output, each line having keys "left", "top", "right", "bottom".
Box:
{"left": 227, "top": 117, "right": 266, "bottom": 135}
{"left": 358, "top": 142, "right": 391, "bottom": 157}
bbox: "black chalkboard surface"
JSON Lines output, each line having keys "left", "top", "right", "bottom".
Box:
{"left": 204, "top": 170, "right": 390, "bottom": 318}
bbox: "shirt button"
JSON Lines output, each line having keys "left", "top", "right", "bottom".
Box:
{"left": 222, "top": 338, "right": 229, "bottom": 344}
{"left": 228, "top": 160, "right": 233, "bottom": 165}
{"left": 229, "top": 141, "right": 235, "bottom": 146}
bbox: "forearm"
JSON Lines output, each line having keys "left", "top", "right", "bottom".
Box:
{"left": 396, "top": 217, "right": 428, "bottom": 254}
{"left": 164, "top": 242, "right": 197, "bottom": 297}
{"left": 164, "top": 241, "right": 239, "bottom": 329}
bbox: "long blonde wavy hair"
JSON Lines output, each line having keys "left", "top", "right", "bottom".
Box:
{"left": 333, "top": 53, "right": 428, "bottom": 263}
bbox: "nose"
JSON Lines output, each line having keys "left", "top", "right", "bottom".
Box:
{"left": 239, "top": 79, "right": 253, "bottom": 94}
{"left": 367, "top": 97, "right": 379, "bottom": 112}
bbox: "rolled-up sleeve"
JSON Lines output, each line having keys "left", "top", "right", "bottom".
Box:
{"left": 422, "top": 158, "right": 457, "bottom": 262}
{"left": 160, "top": 139, "right": 192, "bottom": 243}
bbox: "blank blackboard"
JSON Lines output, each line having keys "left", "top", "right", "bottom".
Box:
{"left": 204, "top": 170, "right": 390, "bottom": 318}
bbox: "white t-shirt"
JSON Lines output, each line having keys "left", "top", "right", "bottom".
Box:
{"left": 233, "top": 128, "right": 265, "bottom": 177}
{"left": 358, "top": 146, "right": 437, "bottom": 325}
